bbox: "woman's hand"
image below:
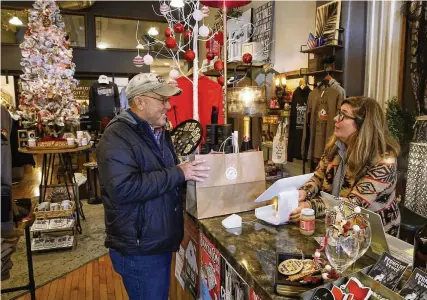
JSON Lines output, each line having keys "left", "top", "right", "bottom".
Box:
{"left": 298, "top": 190, "right": 307, "bottom": 203}
{"left": 289, "top": 201, "right": 312, "bottom": 223}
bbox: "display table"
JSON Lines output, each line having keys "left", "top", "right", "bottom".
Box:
{"left": 170, "top": 211, "right": 376, "bottom": 300}
{"left": 19, "top": 145, "right": 92, "bottom": 234}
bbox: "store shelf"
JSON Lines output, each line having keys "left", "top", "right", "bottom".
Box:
{"left": 30, "top": 220, "right": 75, "bottom": 233}
{"left": 300, "top": 44, "right": 343, "bottom": 54}
{"left": 31, "top": 235, "right": 75, "bottom": 252}
{"left": 202, "top": 60, "right": 265, "bottom": 77}
{"left": 301, "top": 69, "right": 344, "bottom": 76}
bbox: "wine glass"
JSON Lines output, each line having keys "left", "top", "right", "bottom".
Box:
{"left": 325, "top": 229, "right": 359, "bottom": 276}
{"left": 351, "top": 219, "right": 372, "bottom": 272}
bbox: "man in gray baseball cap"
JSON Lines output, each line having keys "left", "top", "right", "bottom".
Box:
{"left": 96, "top": 73, "right": 209, "bottom": 300}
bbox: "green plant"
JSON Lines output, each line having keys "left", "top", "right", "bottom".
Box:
{"left": 386, "top": 97, "right": 416, "bottom": 147}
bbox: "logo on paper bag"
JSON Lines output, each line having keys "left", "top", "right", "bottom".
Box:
{"left": 225, "top": 167, "right": 237, "bottom": 180}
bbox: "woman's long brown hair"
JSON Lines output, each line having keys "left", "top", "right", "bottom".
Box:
{"left": 324, "top": 97, "right": 400, "bottom": 179}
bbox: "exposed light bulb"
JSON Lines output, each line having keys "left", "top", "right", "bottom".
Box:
{"left": 275, "top": 78, "right": 280, "bottom": 86}
{"left": 163, "top": 62, "right": 170, "bottom": 66}
{"left": 240, "top": 87, "right": 254, "bottom": 106}
{"left": 281, "top": 77, "right": 287, "bottom": 85}
{"left": 9, "top": 16, "right": 23, "bottom": 26}
{"left": 97, "top": 42, "right": 108, "bottom": 49}
{"left": 170, "top": 0, "right": 184, "bottom": 8}
{"left": 148, "top": 27, "right": 159, "bottom": 36}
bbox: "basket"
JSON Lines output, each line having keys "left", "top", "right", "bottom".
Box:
{"left": 34, "top": 201, "right": 76, "bottom": 219}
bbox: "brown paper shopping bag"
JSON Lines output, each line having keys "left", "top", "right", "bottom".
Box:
{"left": 186, "top": 151, "right": 266, "bottom": 219}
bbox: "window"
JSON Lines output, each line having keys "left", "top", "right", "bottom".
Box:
{"left": 95, "top": 16, "right": 168, "bottom": 51}
{"left": 1, "top": 7, "right": 86, "bottom": 47}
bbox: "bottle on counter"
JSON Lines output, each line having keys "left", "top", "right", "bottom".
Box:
{"left": 240, "top": 116, "right": 253, "bottom": 152}
{"left": 299, "top": 208, "right": 315, "bottom": 236}
{"left": 413, "top": 224, "right": 427, "bottom": 271}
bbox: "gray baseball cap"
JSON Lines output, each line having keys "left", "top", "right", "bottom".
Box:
{"left": 125, "top": 73, "right": 181, "bottom": 99}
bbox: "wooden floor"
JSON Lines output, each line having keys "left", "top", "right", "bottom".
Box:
{"left": 12, "top": 159, "right": 129, "bottom": 300}
{"left": 17, "top": 255, "right": 129, "bottom": 300}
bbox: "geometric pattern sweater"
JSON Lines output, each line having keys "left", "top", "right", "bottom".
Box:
{"left": 300, "top": 153, "right": 401, "bottom": 236}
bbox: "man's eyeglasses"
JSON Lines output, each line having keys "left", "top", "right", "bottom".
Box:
{"left": 336, "top": 110, "right": 356, "bottom": 122}
{"left": 143, "top": 95, "right": 169, "bottom": 104}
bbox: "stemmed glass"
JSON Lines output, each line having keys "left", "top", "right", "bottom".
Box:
{"left": 325, "top": 229, "right": 360, "bottom": 276}
{"left": 351, "top": 219, "right": 372, "bottom": 272}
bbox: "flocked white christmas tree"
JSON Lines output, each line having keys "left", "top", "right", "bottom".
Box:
{"left": 18, "top": 0, "right": 79, "bottom": 137}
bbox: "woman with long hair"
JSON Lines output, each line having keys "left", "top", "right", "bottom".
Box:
{"left": 290, "top": 97, "right": 401, "bottom": 236}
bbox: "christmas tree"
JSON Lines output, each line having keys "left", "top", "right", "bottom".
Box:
{"left": 18, "top": 0, "right": 79, "bottom": 137}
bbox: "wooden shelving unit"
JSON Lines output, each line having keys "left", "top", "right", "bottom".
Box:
{"left": 300, "top": 44, "right": 343, "bottom": 54}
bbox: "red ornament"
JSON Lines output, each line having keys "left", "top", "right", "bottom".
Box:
{"left": 206, "top": 51, "right": 215, "bottom": 60}
{"left": 184, "top": 30, "right": 192, "bottom": 41}
{"left": 184, "top": 49, "right": 195, "bottom": 62}
{"left": 200, "top": 0, "right": 251, "bottom": 8}
{"left": 165, "top": 28, "right": 172, "bottom": 37}
{"left": 173, "top": 23, "right": 184, "bottom": 34}
{"left": 165, "top": 37, "right": 177, "bottom": 49}
{"left": 242, "top": 53, "right": 252, "bottom": 64}
{"left": 214, "top": 60, "right": 224, "bottom": 71}
{"left": 217, "top": 76, "right": 225, "bottom": 86}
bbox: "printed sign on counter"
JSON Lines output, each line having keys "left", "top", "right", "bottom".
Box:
{"left": 200, "top": 233, "right": 221, "bottom": 300}
{"left": 220, "top": 256, "right": 249, "bottom": 300}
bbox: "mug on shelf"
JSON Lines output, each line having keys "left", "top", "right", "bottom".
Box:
{"left": 28, "top": 138, "right": 37, "bottom": 147}
{"left": 37, "top": 202, "right": 49, "bottom": 211}
{"left": 50, "top": 203, "right": 60, "bottom": 211}
{"left": 67, "top": 138, "right": 75, "bottom": 145}
{"left": 61, "top": 200, "right": 72, "bottom": 210}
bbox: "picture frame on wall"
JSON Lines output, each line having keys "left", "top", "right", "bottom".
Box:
{"left": 315, "top": 0, "right": 342, "bottom": 46}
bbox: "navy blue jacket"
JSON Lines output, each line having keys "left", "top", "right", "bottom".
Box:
{"left": 96, "top": 111, "right": 185, "bottom": 255}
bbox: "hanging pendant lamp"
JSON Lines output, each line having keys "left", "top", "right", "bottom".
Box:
{"left": 200, "top": 0, "right": 251, "bottom": 9}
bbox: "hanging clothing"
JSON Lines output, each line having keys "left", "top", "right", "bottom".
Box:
{"left": 119, "top": 87, "right": 130, "bottom": 110}
{"left": 89, "top": 81, "right": 120, "bottom": 121}
{"left": 302, "top": 87, "right": 343, "bottom": 161}
{"left": 166, "top": 76, "right": 224, "bottom": 134}
{"left": 11, "top": 119, "right": 35, "bottom": 168}
{"left": 288, "top": 85, "right": 311, "bottom": 161}
{"left": 329, "top": 78, "right": 346, "bottom": 99}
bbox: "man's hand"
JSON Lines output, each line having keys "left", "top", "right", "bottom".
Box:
{"left": 178, "top": 160, "right": 210, "bottom": 182}
{"left": 289, "top": 201, "right": 311, "bottom": 223}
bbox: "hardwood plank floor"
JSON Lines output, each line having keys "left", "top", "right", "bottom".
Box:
{"left": 13, "top": 159, "right": 129, "bottom": 300}
{"left": 16, "top": 254, "right": 129, "bottom": 300}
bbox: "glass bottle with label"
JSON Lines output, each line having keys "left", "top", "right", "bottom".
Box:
{"left": 240, "top": 116, "right": 253, "bottom": 152}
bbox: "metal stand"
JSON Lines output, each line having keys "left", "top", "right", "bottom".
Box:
{"left": 39, "top": 153, "right": 85, "bottom": 233}
{"left": 1, "top": 225, "right": 36, "bottom": 300}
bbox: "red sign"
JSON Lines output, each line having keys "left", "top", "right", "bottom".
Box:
{"left": 200, "top": 233, "right": 221, "bottom": 300}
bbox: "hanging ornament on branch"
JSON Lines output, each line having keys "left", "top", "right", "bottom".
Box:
{"left": 242, "top": 53, "right": 252, "bottom": 64}
{"left": 165, "top": 27, "right": 172, "bottom": 37}
{"left": 165, "top": 36, "right": 177, "bottom": 48}
{"left": 217, "top": 76, "right": 225, "bottom": 86}
{"left": 143, "top": 54, "right": 154, "bottom": 65}
{"left": 133, "top": 55, "right": 144, "bottom": 67}
{"left": 184, "top": 49, "right": 196, "bottom": 62}
{"left": 199, "top": 25, "right": 210, "bottom": 37}
{"left": 160, "top": 3, "right": 170, "bottom": 15}
{"left": 214, "top": 60, "right": 224, "bottom": 71}
{"left": 184, "top": 29, "right": 192, "bottom": 41}
{"left": 173, "top": 23, "right": 184, "bottom": 34}
{"left": 192, "top": 9, "right": 204, "bottom": 21}
{"left": 206, "top": 51, "right": 215, "bottom": 61}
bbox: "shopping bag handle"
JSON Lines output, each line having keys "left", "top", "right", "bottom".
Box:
{"left": 219, "top": 135, "right": 239, "bottom": 154}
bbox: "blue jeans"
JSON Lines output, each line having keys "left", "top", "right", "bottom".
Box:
{"left": 109, "top": 249, "right": 172, "bottom": 300}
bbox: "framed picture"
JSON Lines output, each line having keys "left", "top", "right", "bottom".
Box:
{"left": 19, "top": 140, "right": 28, "bottom": 148}
{"left": 252, "top": 1, "right": 275, "bottom": 61}
{"left": 18, "top": 129, "right": 28, "bottom": 139}
{"left": 28, "top": 130, "right": 36, "bottom": 139}
{"left": 315, "top": 0, "right": 342, "bottom": 45}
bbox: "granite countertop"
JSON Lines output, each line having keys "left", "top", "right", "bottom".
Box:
{"left": 195, "top": 211, "right": 375, "bottom": 300}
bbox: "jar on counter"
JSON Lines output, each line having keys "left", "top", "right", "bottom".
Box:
{"left": 299, "top": 208, "right": 315, "bottom": 236}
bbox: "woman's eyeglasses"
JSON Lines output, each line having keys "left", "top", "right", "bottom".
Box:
{"left": 336, "top": 110, "right": 356, "bottom": 122}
